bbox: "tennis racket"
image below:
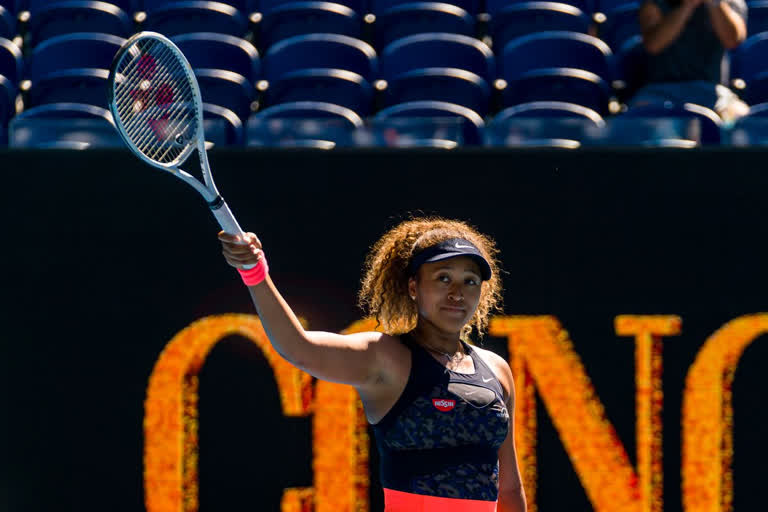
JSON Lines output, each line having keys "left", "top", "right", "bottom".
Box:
{"left": 107, "top": 31, "right": 255, "bottom": 267}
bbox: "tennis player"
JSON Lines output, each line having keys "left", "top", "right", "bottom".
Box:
{"left": 219, "top": 216, "right": 527, "bottom": 512}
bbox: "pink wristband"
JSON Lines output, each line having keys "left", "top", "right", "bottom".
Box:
{"left": 237, "top": 255, "right": 269, "bottom": 286}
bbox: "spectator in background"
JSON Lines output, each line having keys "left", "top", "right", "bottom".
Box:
{"left": 630, "top": 0, "right": 749, "bottom": 122}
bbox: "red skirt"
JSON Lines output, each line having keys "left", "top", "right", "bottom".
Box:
{"left": 383, "top": 488, "right": 497, "bottom": 512}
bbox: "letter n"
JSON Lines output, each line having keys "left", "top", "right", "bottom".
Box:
{"left": 490, "top": 315, "right": 680, "bottom": 512}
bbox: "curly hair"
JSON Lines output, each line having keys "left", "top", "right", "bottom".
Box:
{"left": 358, "top": 216, "right": 503, "bottom": 341}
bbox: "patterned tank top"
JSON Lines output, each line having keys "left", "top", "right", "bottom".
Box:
{"left": 371, "top": 333, "right": 510, "bottom": 510}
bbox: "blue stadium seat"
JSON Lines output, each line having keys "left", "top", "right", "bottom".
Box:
{"left": 372, "top": 2, "right": 474, "bottom": 48}
{"left": 486, "top": 101, "right": 603, "bottom": 147}
{"left": 0, "top": 0, "right": 15, "bottom": 40}
{"left": 8, "top": 102, "right": 123, "bottom": 148}
{"left": 731, "top": 32, "right": 768, "bottom": 104}
{"left": 499, "top": 32, "right": 613, "bottom": 113}
{"left": 487, "top": 0, "right": 593, "bottom": 14}
{"left": 748, "top": 2, "right": 768, "bottom": 35}
{"left": 598, "top": 2, "right": 640, "bottom": 50}
{"left": 380, "top": 33, "right": 494, "bottom": 114}
{"left": 0, "top": 36, "right": 22, "bottom": 85}
{"left": 258, "top": 0, "right": 366, "bottom": 15}
{"left": 203, "top": 102, "right": 245, "bottom": 145}
{"left": 620, "top": 102, "right": 722, "bottom": 145}
{"left": 171, "top": 32, "right": 260, "bottom": 81}
{"left": 247, "top": 100, "right": 363, "bottom": 148}
{"left": 143, "top": 1, "right": 249, "bottom": 37}
{"left": 501, "top": 68, "right": 612, "bottom": 114}
{"left": 500, "top": 31, "right": 613, "bottom": 82}
{"left": 613, "top": 35, "right": 647, "bottom": 98}
{"left": 494, "top": 100, "right": 604, "bottom": 121}
{"left": 370, "top": 0, "right": 480, "bottom": 14}
{"left": 374, "top": 100, "right": 484, "bottom": 145}
{"left": 25, "top": 33, "right": 126, "bottom": 108}
{"left": 259, "top": 2, "right": 362, "bottom": 47}
{"left": 0, "top": 74, "right": 13, "bottom": 144}
{"left": 486, "top": 1, "right": 591, "bottom": 50}
{"left": 196, "top": 68, "right": 256, "bottom": 121}
{"left": 262, "top": 34, "right": 377, "bottom": 114}
{"left": 25, "top": 1, "right": 132, "bottom": 46}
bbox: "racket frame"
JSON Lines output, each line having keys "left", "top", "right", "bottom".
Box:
{"left": 107, "top": 31, "right": 245, "bottom": 239}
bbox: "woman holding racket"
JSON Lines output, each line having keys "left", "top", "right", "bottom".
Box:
{"left": 219, "top": 216, "right": 527, "bottom": 512}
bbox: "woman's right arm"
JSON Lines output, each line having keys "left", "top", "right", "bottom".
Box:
{"left": 219, "top": 231, "right": 392, "bottom": 388}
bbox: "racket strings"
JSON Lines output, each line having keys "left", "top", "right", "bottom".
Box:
{"left": 113, "top": 39, "right": 198, "bottom": 164}
{"left": 118, "top": 43, "right": 194, "bottom": 160}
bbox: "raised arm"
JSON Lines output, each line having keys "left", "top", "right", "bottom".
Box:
{"left": 705, "top": 0, "right": 747, "bottom": 49}
{"left": 219, "top": 231, "right": 392, "bottom": 388}
{"left": 639, "top": 0, "right": 701, "bottom": 54}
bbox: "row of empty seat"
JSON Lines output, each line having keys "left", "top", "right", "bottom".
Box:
{"left": 3, "top": 30, "right": 768, "bottom": 121}
{"left": 2, "top": 0, "right": 766, "bottom": 52}
{"left": 7, "top": 100, "right": 768, "bottom": 149}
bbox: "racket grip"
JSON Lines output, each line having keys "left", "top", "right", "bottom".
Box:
{"left": 211, "top": 198, "right": 257, "bottom": 270}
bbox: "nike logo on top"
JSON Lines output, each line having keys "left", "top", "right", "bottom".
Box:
{"left": 455, "top": 242, "right": 473, "bottom": 249}
{"left": 482, "top": 376, "right": 493, "bottom": 383}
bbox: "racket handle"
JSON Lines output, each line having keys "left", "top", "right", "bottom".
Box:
{"left": 211, "top": 198, "right": 257, "bottom": 270}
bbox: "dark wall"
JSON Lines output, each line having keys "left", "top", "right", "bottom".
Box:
{"left": 2, "top": 148, "right": 767, "bottom": 512}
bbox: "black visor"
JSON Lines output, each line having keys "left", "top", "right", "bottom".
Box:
{"left": 408, "top": 238, "right": 492, "bottom": 280}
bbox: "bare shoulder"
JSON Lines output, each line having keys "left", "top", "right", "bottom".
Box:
{"left": 471, "top": 344, "right": 514, "bottom": 400}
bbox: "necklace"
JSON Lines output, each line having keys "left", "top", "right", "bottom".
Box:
{"left": 421, "top": 341, "right": 465, "bottom": 362}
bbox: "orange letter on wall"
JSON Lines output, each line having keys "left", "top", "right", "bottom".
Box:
{"left": 490, "top": 315, "right": 680, "bottom": 512}
{"left": 616, "top": 315, "right": 682, "bottom": 512}
{"left": 311, "top": 317, "right": 377, "bottom": 512}
{"left": 143, "top": 314, "right": 313, "bottom": 512}
{"left": 682, "top": 314, "right": 768, "bottom": 512}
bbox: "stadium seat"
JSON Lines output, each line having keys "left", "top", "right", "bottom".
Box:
{"left": 488, "top": 0, "right": 593, "bottom": 12}
{"left": 500, "top": 68, "right": 612, "bottom": 114}
{"left": 486, "top": 1, "right": 591, "bottom": 50}
{"left": 0, "top": 36, "right": 22, "bottom": 85}
{"left": 258, "top": 0, "right": 366, "bottom": 14}
{"left": 25, "top": 33, "right": 126, "bottom": 108}
{"left": 143, "top": 1, "right": 249, "bottom": 37}
{"left": 369, "top": 0, "right": 480, "bottom": 14}
{"left": 259, "top": 2, "right": 362, "bottom": 48}
{"left": 374, "top": 100, "right": 484, "bottom": 145}
{"left": 730, "top": 32, "right": 768, "bottom": 105}
{"left": 25, "top": 1, "right": 132, "bottom": 46}
{"left": 379, "top": 33, "right": 494, "bottom": 114}
{"left": 612, "top": 35, "right": 647, "bottom": 98}
{"left": 0, "top": 74, "right": 13, "bottom": 144}
{"left": 195, "top": 69, "right": 256, "bottom": 121}
{"left": 598, "top": 2, "right": 640, "bottom": 50}
{"left": 498, "top": 32, "right": 613, "bottom": 113}
{"left": 202, "top": 102, "right": 245, "bottom": 145}
{"left": 500, "top": 31, "right": 613, "bottom": 82}
{"left": 0, "top": 0, "right": 15, "bottom": 40}
{"left": 620, "top": 102, "right": 722, "bottom": 145}
{"left": 487, "top": 100, "right": 603, "bottom": 147}
{"left": 8, "top": 102, "right": 123, "bottom": 148}
{"left": 171, "top": 32, "right": 260, "bottom": 81}
{"left": 747, "top": 1, "right": 768, "bottom": 35}
{"left": 247, "top": 100, "right": 363, "bottom": 148}
{"left": 372, "top": 2, "right": 474, "bottom": 48}
{"left": 262, "top": 34, "right": 377, "bottom": 115}
{"left": 494, "top": 100, "right": 604, "bottom": 122}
